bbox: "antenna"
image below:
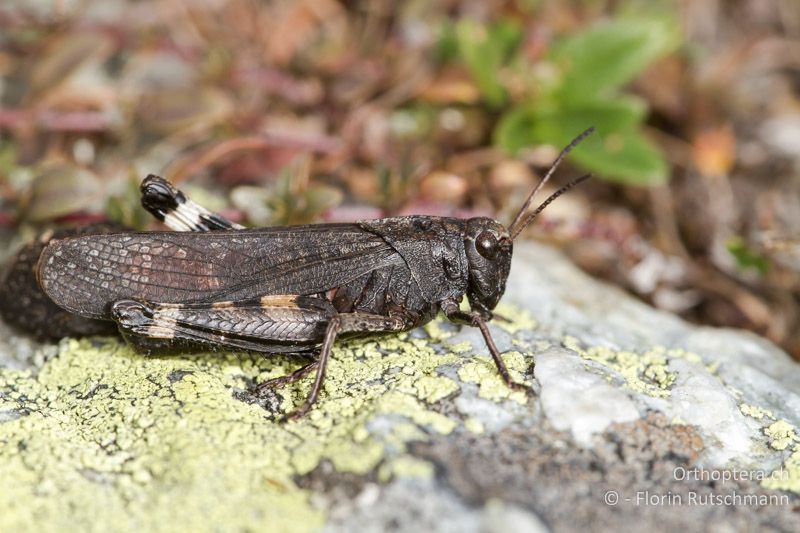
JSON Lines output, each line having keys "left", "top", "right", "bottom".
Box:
{"left": 508, "top": 127, "right": 595, "bottom": 239}
{"left": 510, "top": 173, "right": 592, "bottom": 239}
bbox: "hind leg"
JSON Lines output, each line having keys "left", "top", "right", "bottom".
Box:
{"left": 139, "top": 174, "right": 245, "bottom": 231}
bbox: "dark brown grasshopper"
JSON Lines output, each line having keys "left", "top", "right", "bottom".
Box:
{"left": 18, "top": 128, "right": 593, "bottom": 418}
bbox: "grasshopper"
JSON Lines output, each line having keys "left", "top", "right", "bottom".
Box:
{"left": 20, "top": 128, "right": 593, "bottom": 418}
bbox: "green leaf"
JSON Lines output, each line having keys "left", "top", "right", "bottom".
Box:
{"left": 567, "top": 128, "right": 668, "bottom": 185}
{"left": 435, "top": 22, "right": 459, "bottom": 63}
{"left": 454, "top": 19, "right": 522, "bottom": 107}
{"left": 550, "top": 18, "right": 680, "bottom": 103}
{"left": 494, "top": 102, "right": 669, "bottom": 185}
{"left": 494, "top": 106, "right": 539, "bottom": 155}
{"left": 495, "top": 96, "right": 647, "bottom": 153}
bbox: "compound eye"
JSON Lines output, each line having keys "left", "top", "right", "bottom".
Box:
{"left": 476, "top": 231, "right": 498, "bottom": 259}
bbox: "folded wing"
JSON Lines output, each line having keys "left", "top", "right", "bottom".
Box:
{"left": 38, "top": 224, "right": 402, "bottom": 319}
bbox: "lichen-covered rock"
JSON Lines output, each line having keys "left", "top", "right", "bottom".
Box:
{"left": 1, "top": 241, "right": 799, "bottom": 532}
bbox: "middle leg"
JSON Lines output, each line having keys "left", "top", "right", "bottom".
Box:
{"left": 281, "top": 311, "right": 408, "bottom": 419}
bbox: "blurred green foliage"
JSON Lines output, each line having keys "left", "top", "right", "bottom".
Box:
{"left": 727, "top": 237, "right": 770, "bottom": 275}
{"left": 1, "top": 2, "right": 683, "bottom": 232}
{"left": 445, "top": 16, "right": 680, "bottom": 185}
{"left": 230, "top": 161, "right": 343, "bottom": 226}
{"left": 106, "top": 174, "right": 153, "bottom": 230}
{"left": 450, "top": 19, "right": 522, "bottom": 108}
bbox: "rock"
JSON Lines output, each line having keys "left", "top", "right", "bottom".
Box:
{"left": 535, "top": 346, "right": 641, "bottom": 447}
{"left": 1, "top": 241, "right": 799, "bottom": 532}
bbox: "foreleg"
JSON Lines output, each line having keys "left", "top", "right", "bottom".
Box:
{"left": 441, "top": 300, "right": 530, "bottom": 392}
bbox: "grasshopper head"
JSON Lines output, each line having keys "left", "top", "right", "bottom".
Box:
{"left": 464, "top": 217, "right": 513, "bottom": 316}
{"left": 464, "top": 127, "right": 596, "bottom": 317}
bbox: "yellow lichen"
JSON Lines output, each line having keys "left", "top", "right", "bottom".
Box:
{"left": 761, "top": 419, "right": 800, "bottom": 493}
{"left": 377, "top": 391, "right": 457, "bottom": 435}
{"left": 464, "top": 417, "right": 485, "bottom": 434}
{"left": 447, "top": 341, "right": 473, "bottom": 354}
{"left": 762, "top": 447, "right": 800, "bottom": 493}
{"left": 382, "top": 422, "right": 427, "bottom": 450}
{"left": 494, "top": 303, "right": 537, "bottom": 334}
{"left": 739, "top": 403, "right": 776, "bottom": 421}
{"left": 413, "top": 375, "right": 460, "bottom": 404}
{"left": 457, "top": 353, "right": 528, "bottom": 404}
{"left": 562, "top": 337, "right": 704, "bottom": 399}
{"left": 0, "top": 334, "right": 459, "bottom": 531}
{"left": 377, "top": 455, "right": 435, "bottom": 482}
{"left": 423, "top": 319, "right": 453, "bottom": 342}
{"left": 0, "top": 339, "right": 325, "bottom": 533}
{"left": 0, "top": 303, "right": 541, "bottom": 531}
{"left": 764, "top": 420, "right": 799, "bottom": 451}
